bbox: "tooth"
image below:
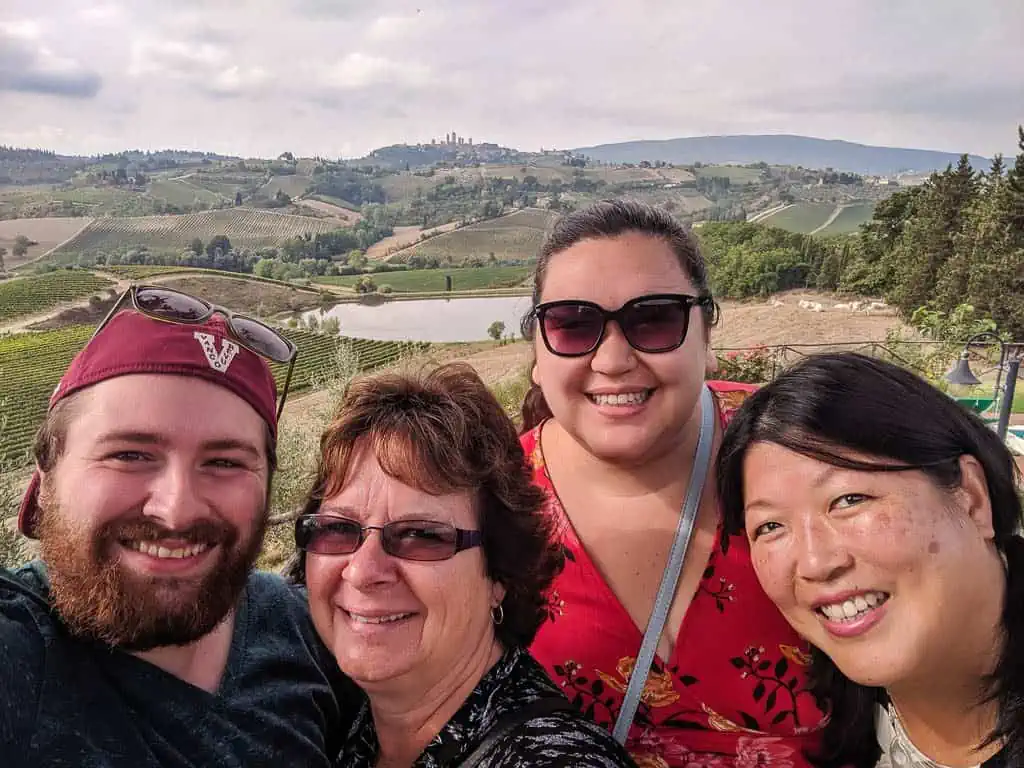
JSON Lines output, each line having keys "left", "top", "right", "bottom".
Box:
{"left": 842, "top": 600, "right": 858, "bottom": 618}
{"left": 156, "top": 546, "right": 171, "bottom": 558}
{"left": 865, "top": 593, "right": 878, "bottom": 607}
{"left": 595, "top": 391, "right": 649, "bottom": 406}
{"left": 854, "top": 596, "right": 869, "bottom": 612}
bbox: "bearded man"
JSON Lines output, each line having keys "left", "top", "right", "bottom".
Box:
{"left": 0, "top": 286, "right": 356, "bottom": 766}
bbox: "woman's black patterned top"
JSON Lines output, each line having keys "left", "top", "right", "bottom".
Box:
{"left": 337, "top": 646, "right": 638, "bottom": 767}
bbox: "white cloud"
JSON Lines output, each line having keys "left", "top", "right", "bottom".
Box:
{"left": 0, "top": 19, "right": 41, "bottom": 38}
{"left": 78, "top": 4, "right": 123, "bottom": 23}
{"left": 366, "top": 14, "right": 421, "bottom": 42}
{"left": 0, "top": 0, "right": 1018, "bottom": 158}
{"left": 207, "top": 65, "right": 271, "bottom": 97}
{"left": 128, "top": 39, "right": 227, "bottom": 78}
{"left": 320, "top": 53, "right": 431, "bottom": 90}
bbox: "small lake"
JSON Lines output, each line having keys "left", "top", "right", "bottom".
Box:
{"left": 300, "top": 296, "right": 534, "bottom": 342}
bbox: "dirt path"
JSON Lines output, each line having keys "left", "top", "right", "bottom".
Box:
{"left": 294, "top": 198, "right": 361, "bottom": 224}
{"left": 747, "top": 203, "right": 792, "bottom": 223}
{"left": 369, "top": 221, "right": 461, "bottom": 261}
{"left": 809, "top": 204, "right": 848, "bottom": 236}
{"left": 0, "top": 275, "right": 129, "bottom": 334}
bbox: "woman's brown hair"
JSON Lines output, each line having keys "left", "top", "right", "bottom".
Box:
{"left": 289, "top": 361, "right": 563, "bottom": 649}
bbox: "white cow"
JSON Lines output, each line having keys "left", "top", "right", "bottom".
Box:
{"left": 798, "top": 299, "right": 824, "bottom": 312}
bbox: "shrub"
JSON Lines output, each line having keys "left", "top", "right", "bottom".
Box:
{"left": 715, "top": 347, "right": 774, "bottom": 384}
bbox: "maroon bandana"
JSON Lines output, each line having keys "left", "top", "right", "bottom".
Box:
{"left": 18, "top": 310, "right": 278, "bottom": 538}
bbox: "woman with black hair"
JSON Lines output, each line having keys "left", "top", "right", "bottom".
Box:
{"left": 717, "top": 352, "right": 1023, "bottom": 768}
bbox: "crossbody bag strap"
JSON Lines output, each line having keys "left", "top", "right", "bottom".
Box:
{"left": 456, "top": 697, "right": 577, "bottom": 767}
{"left": 611, "top": 384, "right": 716, "bottom": 745}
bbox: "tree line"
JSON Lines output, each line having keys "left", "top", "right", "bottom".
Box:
{"left": 697, "top": 126, "right": 1024, "bottom": 339}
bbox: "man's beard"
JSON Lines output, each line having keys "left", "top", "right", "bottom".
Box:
{"left": 36, "top": 499, "right": 267, "bottom": 652}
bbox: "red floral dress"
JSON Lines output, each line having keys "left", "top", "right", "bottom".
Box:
{"left": 523, "top": 381, "right": 829, "bottom": 768}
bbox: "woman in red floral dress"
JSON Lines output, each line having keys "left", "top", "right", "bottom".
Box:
{"left": 517, "top": 200, "right": 829, "bottom": 767}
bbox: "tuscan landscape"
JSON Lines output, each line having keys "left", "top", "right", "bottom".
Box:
{"left": 2, "top": 126, "right": 1023, "bottom": 567}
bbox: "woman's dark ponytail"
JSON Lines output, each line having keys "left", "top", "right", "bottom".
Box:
{"left": 806, "top": 649, "right": 880, "bottom": 767}
{"left": 986, "top": 533, "right": 1024, "bottom": 763}
{"left": 520, "top": 381, "right": 552, "bottom": 433}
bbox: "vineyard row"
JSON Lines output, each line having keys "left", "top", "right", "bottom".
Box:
{"left": 0, "top": 325, "right": 429, "bottom": 464}
{"left": 0, "top": 272, "right": 113, "bottom": 323}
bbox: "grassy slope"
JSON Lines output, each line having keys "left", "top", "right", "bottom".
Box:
{"left": 817, "top": 201, "right": 877, "bottom": 235}
{"left": 48, "top": 208, "right": 340, "bottom": 261}
{"left": 390, "top": 209, "right": 555, "bottom": 265}
{"left": 316, "top": 265, "right": 531, "bottom": 292}
{"left": 694, "top": 165, "right": 764, "bottom": 183}
{"left": 759, "top": 202, "right": 835, "bottom": 233}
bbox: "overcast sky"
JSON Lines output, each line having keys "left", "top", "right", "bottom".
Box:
{"left": 1, "top": 0, "right": 1021, "bottom": 160}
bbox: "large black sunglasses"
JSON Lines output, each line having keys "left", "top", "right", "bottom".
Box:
{"left": 532, "top": 293, "right": 714, "bottom": 357}
{"left": 295, "top": 513, "right": 483, "bottom": 562}
{"left": 95, "top": 284, "right": 299, "bottom": 418}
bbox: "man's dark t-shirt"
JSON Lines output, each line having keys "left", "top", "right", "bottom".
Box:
{"left": 0, "top": 560, "right": 357, "bottom": 767}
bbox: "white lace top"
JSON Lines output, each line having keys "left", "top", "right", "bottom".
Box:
{"left": 875, "top": 704, "right": 982, "bottom": 768}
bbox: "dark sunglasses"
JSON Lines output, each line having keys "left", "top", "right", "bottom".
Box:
{"left": 295, "top": 514, "right": 483, "bottom": 562}
{"left": 95, "top": 284, "right": 299, "bottom": 418}
{"left": 532, "top": 293, "right": 713, "bottom": 357}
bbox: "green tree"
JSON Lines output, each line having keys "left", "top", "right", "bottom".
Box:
{"left": 887, "top": 156, "right": 979, "bottom": 315}
{"left": 487, "top": 320, "right": 506, "bottom": 341}
{"left": 189, "top": 237, "right": 204, "bottom": 256}
{"left": 253, "top": 258, "right": 276, "bottom": 278}
{"left": 355, "top": 275, "right": 377, "bottom": 293}
{"left": 0, "top": 246, "right": 6, "bottom": 273}
{"left": 206, "top": 234, "right": 232, "bottom": 258}
{"left": 962, "top": 130, "right": 1024, "bottom": 338}
{"left": 11, "top": 235, "right": 33, "bottom": 259}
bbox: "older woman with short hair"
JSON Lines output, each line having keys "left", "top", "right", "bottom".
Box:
{"left": 290, "top": 362, "right": 636, "bottom": 768}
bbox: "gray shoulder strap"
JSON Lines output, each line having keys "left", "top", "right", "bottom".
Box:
{"left": 611, "top": 384, "right": 716, "bottom": 744}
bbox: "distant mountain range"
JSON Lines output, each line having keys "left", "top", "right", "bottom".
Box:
{"left": 571, "top": 134, "right": 992, "bottom": 176}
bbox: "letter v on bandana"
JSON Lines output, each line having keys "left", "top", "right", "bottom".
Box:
{"left": 194, "top": 331, "right": 240, "bottom": 373}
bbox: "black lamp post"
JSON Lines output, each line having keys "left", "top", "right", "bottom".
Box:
{"left": 945, "top": 332, "right": 1021, "bottom": 441}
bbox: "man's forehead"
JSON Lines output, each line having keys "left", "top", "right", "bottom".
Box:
{"left": 66, "top": 374, "right": 266, "bottom": 441}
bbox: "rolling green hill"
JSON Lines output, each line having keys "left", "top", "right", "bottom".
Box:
{"left": 316, "top": 265, "right": 530, "bottom": 293}
{"left": 757, "top": 202, "right": 834, "bottom": 233}
{"left": 49, "top": 207, "right": 342, "bottom": 260}
{"left": 816, "top": 201, "right": 877, "bottom": 235}
{"left": 389, "top": 209, "right": 555, "bottom": 265}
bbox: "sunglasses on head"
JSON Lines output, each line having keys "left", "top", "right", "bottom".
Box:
{"left": 295, "top": 513, "right": 483, "bottom": 562}
{"left": 95, "top": 284, "right": 299, "bottom": 418}
{"left": 531, "top": 293, "right": 714, "bottom": 357}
